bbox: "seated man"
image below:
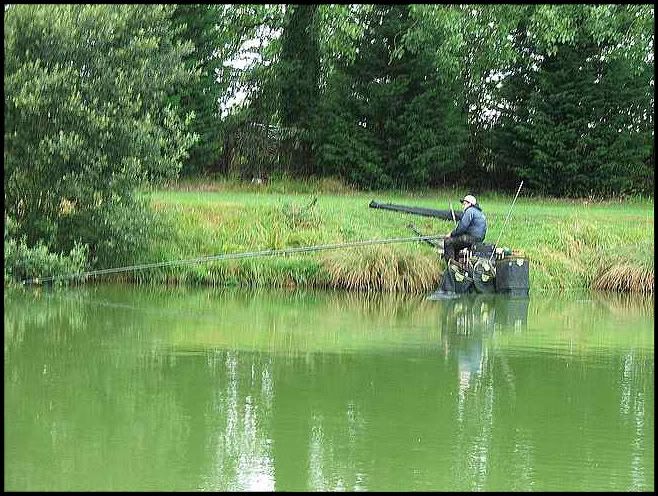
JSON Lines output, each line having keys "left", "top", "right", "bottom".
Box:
{"left": 443, "top": 194, "right": 487, "bottom": 261}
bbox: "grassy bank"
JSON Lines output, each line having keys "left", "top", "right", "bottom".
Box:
{"left": 122, "top": 178, "right": 653, "bottom": 294}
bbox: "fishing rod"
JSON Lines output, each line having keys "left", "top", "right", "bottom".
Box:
{"left": 21, "top": 233, "right": 445, "bottom": 286}
{"left": 407, "top": 224, "right": 443, "bottom": 249}
{"left": 449, "top": 202, "right": 458, "bottom": 227}
{"left": 489, "top": 180, "right": 524, "bottom": 263}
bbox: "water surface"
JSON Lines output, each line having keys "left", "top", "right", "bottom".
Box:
{"left": 4, "top": 285, "right": 654, "bottom": 491}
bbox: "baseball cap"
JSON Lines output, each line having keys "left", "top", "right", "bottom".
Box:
{"left": 461, "top": 194, "right": 477, "bottom": 205}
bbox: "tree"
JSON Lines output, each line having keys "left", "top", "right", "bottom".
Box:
{"left": 277, "top": 5, "right": 320, "bottom": 175}
{"left": 315, "top": 69, "right": 385, "bottom": 186}
{"left": 403, "top": 5, "right": 524, "bottom": 187}
{"left": 521, "top": 40, "right": 651, "bottom": 196}
{"left": 490, "top": 5, "right": 654, "bottom": 196}
{"left": 4, "top": 5, "right": 197, "bottom": 266}
{"left": 316, "top": 5, "right": 411, "bottom": 188}
{"left": 396, "top": 75, "right": 469, "bottom": 187}
{"left": 211, "top": 4, "right": 286, "bottom": 176}
{"left": 315, "top": 5, "right": 470, "bottom": 189}
{"left": 170, "top": 5, "right": 224, "bottom": 175}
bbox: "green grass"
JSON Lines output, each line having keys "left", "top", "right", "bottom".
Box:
{"left": 124, "top": 178, "right": 653, "bottom": 294}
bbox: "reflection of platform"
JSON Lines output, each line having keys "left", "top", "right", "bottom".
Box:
{"left": 439, "top": 295, "right": 530, "bottom": 337}
{"left": 494, "top": 296, "right": 530, "bottom": 332}
{"left": 427, "top": 289, "right": 461, "bottom": 300}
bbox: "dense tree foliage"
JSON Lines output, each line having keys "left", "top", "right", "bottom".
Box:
{"left": 215, "top": 4, "right": 652, "bottom": 196}
{"left": 170, "top": 4, "right": 224, "bottom": 175}
{"left": 488, "top": 6, "right": 654, "bottom": 196}
{"left": 316, "top": 5, "right": 469, "bottom": 188}
{"left": 4, "top": 4, "right": 196, "bottom": 269}
{"left": 494, "top": 34, "right": 652, "bottom": 196}
{"left": 278, "top": 4, "right": 321, "bottom": 176}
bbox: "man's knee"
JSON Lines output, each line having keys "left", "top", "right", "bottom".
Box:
{"left": 457, "top": 235, "right": 477, "bottom": 249}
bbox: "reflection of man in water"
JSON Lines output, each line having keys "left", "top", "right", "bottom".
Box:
{"left": 440, "top": 298, "right": 489, "bottom": 395}
{"left": 457, "top": 337, "right": 483, "bottom": 393}
{"left": 440, "top": 296, "right": 530, "bottom": 396}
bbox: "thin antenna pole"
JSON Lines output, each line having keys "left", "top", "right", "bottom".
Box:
{"left": 489, "top": 181, "right": 524, "bottom": 263}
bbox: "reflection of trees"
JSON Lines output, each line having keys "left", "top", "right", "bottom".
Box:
{"left": 618, "top": 349, "right": 654, "bottom": 491}
{"left": 199, "top": 351, "right": 276, "bottom": 491}
{"left": 4, "top": 287, "right": 654, "bottom": 491}
{"left": 270, "top": 350, "right": 455, "bottom": 491}
{"left": 4, "top": 289, "right": 89, "bottom": 354}
{"left": 5, "top": 289, "right": 278, "bottom": 491}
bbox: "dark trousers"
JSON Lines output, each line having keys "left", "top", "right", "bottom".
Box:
{"left": 444, "top": 234, "right": 480, "bottom": 261}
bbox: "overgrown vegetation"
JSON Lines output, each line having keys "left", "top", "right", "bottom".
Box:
{"left": 591, "top": 239, "right": 654, "bottom": 294}
{"left": 4, "top": 216, "right": 88, "bottom": 286}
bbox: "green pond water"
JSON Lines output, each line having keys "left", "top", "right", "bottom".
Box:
{"left": 4, "top": 285, "right": 654, "bottom": 492}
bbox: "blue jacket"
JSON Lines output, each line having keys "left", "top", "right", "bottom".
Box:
{"left": 451, "top": 204, "right": 487, "bottom": 241}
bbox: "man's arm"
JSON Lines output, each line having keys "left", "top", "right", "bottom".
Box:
{"left": 450, "top": 209, "right": 472, "bottom": 237}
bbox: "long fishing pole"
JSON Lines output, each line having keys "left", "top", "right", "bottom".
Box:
{"left": 489, "top": 181, "right": 524, "bottom": 263}
{"left": 22, "top": 233, "right": 446, "bottom": 286}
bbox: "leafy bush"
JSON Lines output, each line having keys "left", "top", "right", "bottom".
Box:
{"left": 4, "top": 4, "right": 197, "bottom": 263}
{"left": 53, "top": 196, "right": 175, "bottom": 270}
{"left": 4, "top": 236, "right": 88, "bottom": 286}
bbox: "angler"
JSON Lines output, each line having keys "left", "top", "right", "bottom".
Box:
{"left": 443, "top": 194, "right": 486, "bottom": 263}
{"left": 369, "top": 183, "right": 529, "bottom": 299}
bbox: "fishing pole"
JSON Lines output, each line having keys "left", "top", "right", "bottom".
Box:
{"left": 21, "top": 233, "right": 445, "bottom": 286}
{"left": 407, "top": 224, "right": 443, "bottom": 249}
{"left": 489, "top": 181, "right": 524, "bottom": 263}
{"left": 449, "top": 202, "right": 458, "bottom": 227}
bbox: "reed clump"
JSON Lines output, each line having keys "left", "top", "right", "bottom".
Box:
{"left": 591, "top": 239, "right": 654, "bottom": 294}
{"left": 592, "top": 263, "right": 654, "bottom": 294}
{"left": 503, "top": 212, "right": 653, "bottom": 293}
{"left": 321, "top": 246, "right": 440, "bottom": 292}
